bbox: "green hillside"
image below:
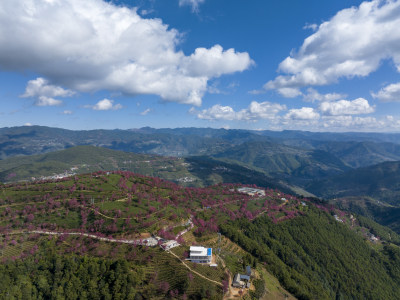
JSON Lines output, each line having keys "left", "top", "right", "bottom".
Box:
{"left": 329, "top": 196, "right": 400, "bottom": 234}
{"left": 222, "top": 210, "right": 400, "bottom": 299}
{"left": 312, "top": 141, "right": 400, "bottom": 168}
{"left": 213, "top": 141, "right": 350, "bottom": 185}
{"left": 0, "top": 146, "right": 295, "bottom": 195}
{"left": 306, "top": 161, "right": 400, "bottom": 205}
{"left": 0, "top": 145, "right": 189, "bottom": 183}
{"left": 1, "top": 172, "right": 400, "bottom": 299}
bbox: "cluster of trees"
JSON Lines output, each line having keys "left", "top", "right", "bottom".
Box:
{"left": 221, "top": 210, "right": 400, "bottom": 300}
{"left": 0, "top": 252, "right": 142, "bottom": 299}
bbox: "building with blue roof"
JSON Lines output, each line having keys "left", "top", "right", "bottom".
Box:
{"left": 188, "top": 246, "right": 212, "bottom": 263}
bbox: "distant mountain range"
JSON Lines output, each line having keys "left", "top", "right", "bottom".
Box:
{"left": 4, "top": 125, "right": 400, "bottom": 229}
{"left": 2, "top": 125, "right": 400, "bottom": 161}
{"left": 0, "top": 145, "right": 293, "bottom": 194}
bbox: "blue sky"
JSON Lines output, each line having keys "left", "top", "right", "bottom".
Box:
{"left": 1, "top": 0, "right": 400, "bottom": 131}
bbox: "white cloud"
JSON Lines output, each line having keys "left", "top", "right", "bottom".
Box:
{"left": 284, "top": 107, "right": 320, "bottom": 120}
{"left": 140, "top": 108, "right": 151, "bottom": 115}
{"left": 22, "top": 77, "right": 74, "bottom": 98}
{"left": 21, "top": 77, "right": 74, "bottom": 106}
{"left": 194, "top": 101, "right": 286, "bottom": 121}
{"left": 184, "top": 45, "right": 254, "bottom": 78}
{"left": 303, "top": 88, "right": 346, "bottom": 102}
{"left": 265, "top": 0, "right": 400, "bottom": 95}
{"left": 85, "top": 99, "right": 122, "bottom": 111}
{"left": 276, "top": 87, "right": 302, "bottom": 98}
{"left": 208, "top": 81, "right": 239, "bottom": 95}
{"left": 320, "top": 115, "right": 386, "bottom": 130}
{"left": 196, "top": 104, "right": 237, "bottom": 120}
{"left": 24, "top": 123, "right": 33, "bottom": 126}
{"left": 62, "top": 110, "right": 73, "bottom": 115}
{"left": 303, "top": 23, "right": 318, "bottom": 31}
{"left": 372, "top": 82, "right": 400, "bottom": 102}
{"left": 0, "top": 0, "right": 252, "bottom": 106}
{"left": 140, "top": 9, "right": 155, "bottom": 16}
{"left": 246, "top": 101, "right": 286, "bottom": 120}
{"left": 319, "top": 98, "right": 375, "bottom": 116}
{"left": 35, "top": 96, "right": 63, "bottom": 107}
{"left": 179, "top": 0, "right": 205, "bottom": 12}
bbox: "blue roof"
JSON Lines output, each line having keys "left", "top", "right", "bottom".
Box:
{"left": 240, "top": 274, "right": 250, "bottom": 281}
{"left": 207, "top": 248, "right": 212, "bottom": 256}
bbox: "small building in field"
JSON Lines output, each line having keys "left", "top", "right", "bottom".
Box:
{"left": 237, "top": 187, "right": 265, "bottom": 197}
{"left": 160, "top": 240, "right": 180, "bottom": 251}
{"left": 232, "top": 273, "right": 245, "bottom": 288}
{"left": 187, "top": 246, "right": 212, "bottom": 263}
{"left": 232, "top": 273, "right": 251, "bottom": 288}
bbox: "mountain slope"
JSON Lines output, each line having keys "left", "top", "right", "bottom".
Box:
{"left": 222, "top": 211, "right": 400, "bottom": 300}
{"left": 213, "top": 141, "right": 350, "bottom": 185}
{"left": 328, "top": 196, "right": 400, "bottom": 234}
{"left": 0, "top": 145, "right": 294, "bottom": 194}
{"left": 311, "top": 141, "right": 400, "bottom": 168}
{"left": 306, "top": 160, "right": 400, "bottom": 205}
{"left": 2, "top": 172, "right": 400, "bottom": 299}
{"left": 0, "top": 145, "right": 185, "bottom": 182}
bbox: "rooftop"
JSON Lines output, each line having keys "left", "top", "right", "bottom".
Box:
{"left": 190, "top": 246, "right": 212, "bottom": 257}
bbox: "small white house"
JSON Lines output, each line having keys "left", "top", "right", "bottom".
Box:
{"left": 160, "top": 240, "right": 180, "bottom": 251}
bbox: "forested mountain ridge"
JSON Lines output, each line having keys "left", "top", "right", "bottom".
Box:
{"left": 307, "top": 160, "right": 400, "bottom": 205}
{"left": 212, "top": 141, "right": 350, "bottom": 185}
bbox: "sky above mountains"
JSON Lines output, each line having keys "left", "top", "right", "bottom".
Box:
{"left": 1, "top": 0, "right": 400, "bottom": 131}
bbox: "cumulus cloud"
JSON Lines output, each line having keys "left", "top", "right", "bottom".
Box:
{"left": 303, "top": 88, "right": 346, "bottom": 102}
{"left": 85, "top": 99, "right": 122, "bottom": 111}
{"left": 372, "top": 82, "right": 400, "bottom": 102}
{"left": 184, "top": 45, "right": 254, "bottom": 78}
{"left": 35, "top": 96, "right": 63, "bottom": 107}
{"left": 284, "top": 107, "right": 320, "bottom": 120}
{"left": 319, "top": 98, "right": 375, "bottom": 116}
{"left": 0, "top": 0, "right": 252, "bottom": 106}
{"left": 21, "top": 77, "right": 74, "bottom": 106}
{"left": 62, "top": 110, "right": 73, "bottom": 115}
{"left": 194, "top": 101, "right": 286, "bottom": 121}
{"left": 265, "top": 0, "right": 400, "bottom": 95}
{"left": 179, "top": 0, "right": 205, "bottom": 12}
{"left": 196, "top": 105, "right": 237, "bottom": 120}
{"left": 22, "top": 77, "right": 74, "bottom": 98}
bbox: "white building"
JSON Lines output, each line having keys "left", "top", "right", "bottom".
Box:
{"left": 187, "top": 246, "right": 212, "bottom": 263}
{"left": 237, "top": 187, "right": 265, "bottom": 197}
{"left": 160, "top": 240, "right": 180, "bottom": 251}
